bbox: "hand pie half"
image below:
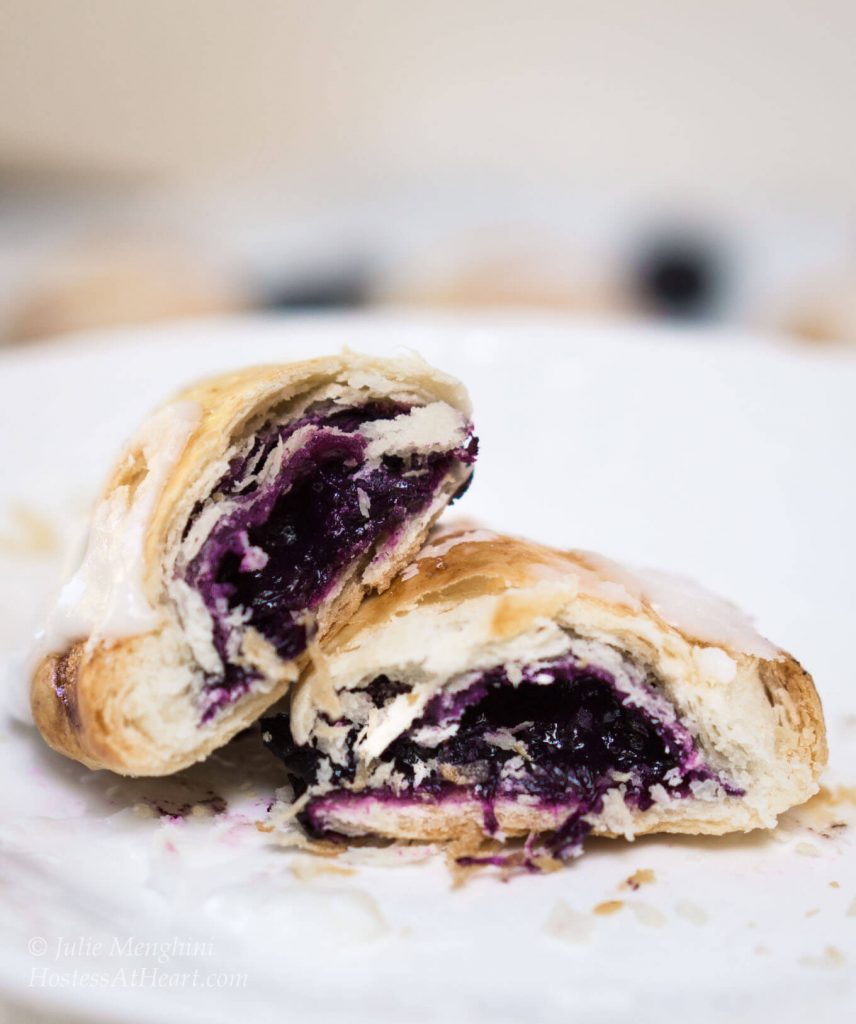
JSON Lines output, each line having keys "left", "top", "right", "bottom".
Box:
{"left": 31, "top": 353, "right": 476, "bottom": 775}
{"left": 263, "top": 529, "right": 826, "bottom": 861}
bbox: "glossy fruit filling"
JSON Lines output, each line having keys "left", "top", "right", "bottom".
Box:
{"left": 262, "top": 655, "right": 736, "bottom": 858}
{"left": 179, "top": 403, "right": 476, "bottom": 718}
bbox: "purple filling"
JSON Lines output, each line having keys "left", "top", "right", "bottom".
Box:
{"left": 262, "top": 657, "right": 738, "bottom": 860}
{"left": 180, "top": 402, "right": 476, "bottom": 718}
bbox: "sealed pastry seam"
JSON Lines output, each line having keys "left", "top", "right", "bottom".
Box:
{"left": 30, "top": 352, "right": 477, "bottom": 775}
{"left": 262, "top": 529, "right": 826, "bottom": 859}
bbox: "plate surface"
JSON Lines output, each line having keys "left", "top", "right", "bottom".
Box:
{"left": 1, "top": 314, "right": 854, "bottom": 1024}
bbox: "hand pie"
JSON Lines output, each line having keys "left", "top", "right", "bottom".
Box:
{"left": 31, "top": 353, "right": 476, "bottom": 775}
{"left": 263, "top": 528, "right": 826, "bottom": 861}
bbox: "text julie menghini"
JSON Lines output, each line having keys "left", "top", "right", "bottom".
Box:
{"left": 26, "top": 935, "right": 248, "bottom": 990}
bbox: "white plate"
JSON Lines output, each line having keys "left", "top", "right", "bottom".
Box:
{"left": 1, "top": 314, "right": 854, "bottom": 1024}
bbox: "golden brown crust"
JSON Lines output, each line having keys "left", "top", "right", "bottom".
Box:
{"left": 327, "top": 532, "right": 572, "bottom": 650}
{"left": 33, "top": 632, "right": 306, "bottom": 775}
{"left": 31, "top": 353, "right": 473, "bottom": 775}
{"left": 757, "top": 655, "right": 828, "bottom": 783}
{"left": 31, "top": 643, "right": 97, "bottom": 768}
{"left": 32, "top": 634, "right": 177, "bottom": 773}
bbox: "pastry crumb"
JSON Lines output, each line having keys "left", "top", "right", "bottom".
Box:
{"left": 593, "top": 900, "right": 624, "bottom": 916}
{"left": 781, "top": 786, "right": 856, "bottom": 835}
{"left": 795, "top": 842, "right": 820, "bottom": 857}
{"left": 621, "top": 868, "right": 656, "bottom": 891}
{"left": 804, "top": 908, "right": 820, "bottom": 918}
{"left": 799, "top": 946, "right": 846, "bottom": 969}
{"left": 829, "top": 880, "right": 840, "bottom": 889}
{"left": 847, "top": 896, "right": 856, "bottom": 918}
{"left": 291, "top": 858, "right": 356, "bottom": 881}
{"left": 529, "top": 855, "right": 565, "bottom": 874}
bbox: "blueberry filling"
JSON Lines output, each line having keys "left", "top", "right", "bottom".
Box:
{"left": 177, "top": 402, "right": 476, "bottom": 719}
{"left": 262, "top": 656, "right": 738, "bottom": 860}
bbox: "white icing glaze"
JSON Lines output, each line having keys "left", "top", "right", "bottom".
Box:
{"left": 578, "top": 552, "right": 779, "bottom": 659}
{"left": 395, "top": 527, "right": 497, "bottom": 583}
{"left": 415, "top": 528, "right": 499, "bottom": 562}
{"left": 33, "top": 400, "right": 201, "bottom": 659}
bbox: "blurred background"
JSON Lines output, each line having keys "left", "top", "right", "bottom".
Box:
{"left": 2, "top": 0, "right": 856, "bottom": 345}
